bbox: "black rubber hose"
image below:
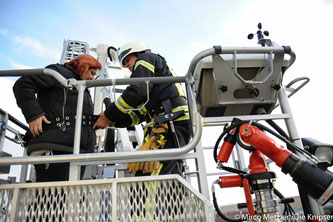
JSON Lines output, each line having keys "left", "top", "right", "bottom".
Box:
{"left": 214, "top": 127, "right": 229, "bottom": 163}
{"left": 251, "top": 122, "right": 314, "bottom": 159}
{"left": 107, "top": 46, "right": 118, "bottom": 62}
{"left": 273, "top": 188, "right": 296, "bottom": 216}
{"left": 265, "top": 119, "right": 295, "bottom": 153}
{"left": 265, "top": 120, "right": 290, "bottom": 140}
{"left": 213, "top": 189, "right": 244, "bottom": 222}
{"left": 220, "top": 165, "right": 247, "bottom": 175}
{"left": 213, "top": 122, "right": 246, "bottom": 163}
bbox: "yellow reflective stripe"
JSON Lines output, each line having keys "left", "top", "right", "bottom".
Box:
{"left": 151, "top": 163, "right": 163, "bottom": 176}
{"left": 134, "top": 60, "right": 155, "bottom": 73}
{"left": 145, "top": 163, "right": 163, "bottom": 221}
{"left": 143, "top": 121, "right": 154, "bottom": 135}
{"left": 145, "top": 121, "right": 154, "bottom": 127}
{"left": 174, "top": 113, "right": 190, "bottom": 121}
{"left": 146, "top": 105, "right": 190, "bottom": 123}
{"left": 172, "top": 105, "right": 188, "bottom": 113}
{"left": 156, "top": 105, "right": 189, "bottom": 115}
{"left": 139, "top": 105, "right": 148, "bottom": 115}
{"left": 115, "top": 102, "right": 127, "bottom": 114}
{"left": 119, "top": 96, "right": 133, "bottom": 109}
{"left": 175, "top": 83, "right": 185, "bottom": 97}
{"left": 147, "top": 111, "right": 153, "bottom": 120}
{"left": 144, "top": 105, "right": 189, "bottom": 128}
{"left": 167, "top": 63, "right": 176, "bottom": 76}
{"left": 115, "top": 96, "right": 133, "bottom": 113}
{"left": 139, "top": 108, "right": 144, "bottom": 115}
{"left": 157, "top": 134, "right": 165, "bottom": 144}
{"left": 167, "top": 63, "right": 185, "bottom": 97}
{"left": 129, "top": 111, "right": 140, "bottom": 126}
{"left": 115, "top": 97, "right": 140, "bottom": 125}
{"left": 156, "top": 163, "right": 163, "bottom": 175}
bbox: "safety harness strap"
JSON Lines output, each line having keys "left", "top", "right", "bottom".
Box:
{"left": 153, "top": 99, "right": 185, "bottom": 124}
{"left": 43, "top": 114, "right": 99, "bottom": 131}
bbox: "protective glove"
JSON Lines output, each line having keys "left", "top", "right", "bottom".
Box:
{"left": 127, "top": 136, "right": 154, "bottom": 174}
{"left": 127, "top": 123, "right": 168, "bottom": 174}
{"left": 142, "top": 136, "right": 167, "bottom": 174}
{"left": 151, "top": 123, "right": 168, "bottom": 134}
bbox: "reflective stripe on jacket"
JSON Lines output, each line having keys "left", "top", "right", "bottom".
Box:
{"left": 104, "top": 52, "right": 189, "bottom": 128}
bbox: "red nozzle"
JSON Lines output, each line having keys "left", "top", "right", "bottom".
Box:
{"left": 217, "top": 129, "right": 237, "bottom": 163}
{"left": 239, "top": 124, "right": 292, "bottom": 167}
{"left": 217, "top": 141, "right": 235, "bottom": 163}
{"left": 219, "top": 175, "right": 242, "bottom": 188}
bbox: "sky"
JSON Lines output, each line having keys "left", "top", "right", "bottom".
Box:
{"left": 1, "top": 0, "right": 333, "bottom": 207}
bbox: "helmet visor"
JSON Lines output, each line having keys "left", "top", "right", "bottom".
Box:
{"left": 118, "top": 48, "right": 131, "bottom": 65}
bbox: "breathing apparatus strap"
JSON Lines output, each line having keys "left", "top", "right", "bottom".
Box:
{"left": 161, "top": 99, "right": 181, "bottom": 148}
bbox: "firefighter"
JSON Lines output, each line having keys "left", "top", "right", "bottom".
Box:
{"left": 93, "top": 41, "right": 191, "bottom": 176}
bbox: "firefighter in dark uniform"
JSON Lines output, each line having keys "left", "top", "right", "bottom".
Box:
{"left": 93, "top": 41, "right": 191, "bottom": 176}
{"left": 13, "top": 54, "right": 102, "bottom": 182}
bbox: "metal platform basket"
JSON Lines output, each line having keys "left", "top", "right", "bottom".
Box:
{"left": 0, "top": 175, "right": 213, "bottom": 222}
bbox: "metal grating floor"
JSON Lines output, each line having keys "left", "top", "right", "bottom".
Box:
{"left": 0, "top": 175, "right": 213, "bottom": 221}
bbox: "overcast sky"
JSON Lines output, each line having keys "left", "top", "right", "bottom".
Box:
{"left": 1, "top": 0, "right": 333, "bottom": 206}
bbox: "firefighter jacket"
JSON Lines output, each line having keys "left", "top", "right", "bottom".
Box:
{"left": 104, "top": 52, "right": 189, "bottom": 128}
{"left": 13, "top": 64, "right": 96, "bottom": 154}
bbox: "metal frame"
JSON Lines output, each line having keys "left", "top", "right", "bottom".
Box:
{"left": 186, "top": 45, "right": 296, "bottom": 78}
{"left": 59, "top": 40, "right": 89, "bottom": 64}
{"left": 278, "top": 85, "right": 325, "bottom": 215}
{"left": 186, "top": 44, "right": 325, "bottom": 217}
{"left": 0, "top": 42, "right": 323, "bottom": 219}
{"left": 0, "top": 111, "right": 8, "bottom": 153}
{"left": 0, "top": 69, "right": 211, "bottom": 201}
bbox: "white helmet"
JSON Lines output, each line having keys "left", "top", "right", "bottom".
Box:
{"left": 118, "top": 41, "right": 151, "bottom": 65}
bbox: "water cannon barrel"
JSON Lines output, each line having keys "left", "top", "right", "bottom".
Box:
{"left": 239, "top": 124, "right": 292, "bottom": 167}
{"left": 282, "top": 154, "right": 333, "bottom": 205}
{"left": 239, "top": 123, "right": 333, "bottom": 205}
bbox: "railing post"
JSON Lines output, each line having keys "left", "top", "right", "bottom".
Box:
{"left": 278, "top": 85, "right": 325, "bottom": 216}
{"left": 69, "top": 84, "right": 86, "bottom": 181}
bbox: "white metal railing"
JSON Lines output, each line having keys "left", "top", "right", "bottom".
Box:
{"left": 0, "top": 175, "right": 214, "bottom": 222}
{"left": 0, "top": 68, "right": 213, "bottom": 220}
{"left": 0, "top": 70, "right": 202, "bottom": 168}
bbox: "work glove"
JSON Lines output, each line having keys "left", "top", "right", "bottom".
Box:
{"left": 127, "top": 123, "right": 168, "bottom": 174}
{"left": 142, "top": 137, "right": 166, "bottom": 174}
{"left": 127, "top": 136, "right": 155, "bottom": 174}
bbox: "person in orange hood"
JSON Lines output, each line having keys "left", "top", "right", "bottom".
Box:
{"left": 13, "top": 54, "right": 101, "bottom": 182}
